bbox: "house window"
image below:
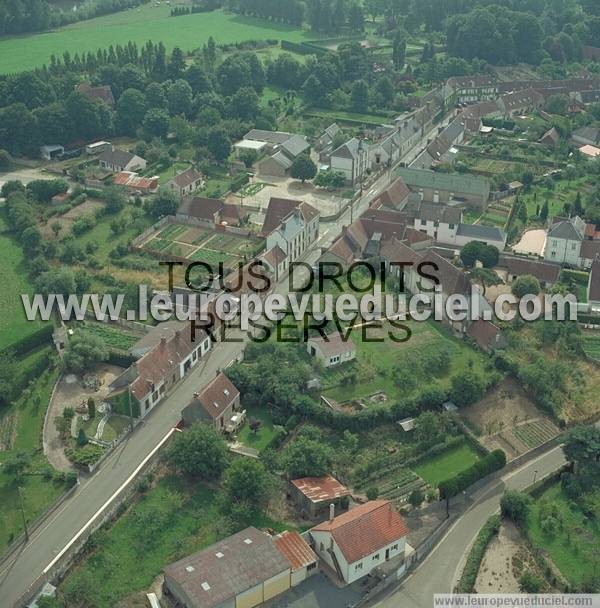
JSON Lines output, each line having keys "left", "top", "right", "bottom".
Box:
{"left": 355, "top": 563, "right": 363, "bottom": 571}
{"left": 372, "top": 553, "right": 380, "bottom": 561}
{"left": 552, "top": 240, "right": 558, "bottom": 247}
{"left": 448, "top": 224, "right": 455, "bottom": 230}
{"left": 152, "top": 391, "right": 159, "bottom": 401}
{"left": 392, "top": 544, "right": 398, "bottom": 551}
{"left": 145, "top": 399, "right": 150, "bottom": 411}
{"left": 172, "top": 374, "right": 176, "bottom": 383}
{"left": 551, "top": 251, "right": 556, "bottom": 258}
{"left": 307, "top": 562, "right": 317, "bottom": 571}
{"left": 572, "top": 243, "right": 577, "bottom": 250}
{"left": 421, "top": 219, "right": 427, "bottom": 226}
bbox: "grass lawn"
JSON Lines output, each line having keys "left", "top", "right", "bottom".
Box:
{"left": 0, "top": 210, "right": 46, "bottom": 351}
{"left": 60, "top": 475, "right": 290, "bottom": 607}
{"left": 237, "top": 406, "right": 277, "bottom": 452}
{"left": 526, "top": 482, "right": 600, "bottom": 587}
{"left": 413, "top": 443, "right": 480, "bottom": 487}
{"left": 0, "top": 7, "right": 320, "bottom": 74}
{"left": 322, "top": 320, "right": 488, "bottom": 403}
{"left": 304, "top": 108, "right": 393, "bottom": 126}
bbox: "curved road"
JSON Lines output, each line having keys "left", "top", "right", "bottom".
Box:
{"left": 371, "top": 445, "right": 567, "bottom": 608}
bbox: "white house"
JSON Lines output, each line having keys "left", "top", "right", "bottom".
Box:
{"left": 310, "top": 500, "right": 409, "bottom": 585}
{"left": 99, "top": 147, "right": 146, "bottom": 172}
{"left": 412, "top": 202, "right": 462, "bottom": 243}
{"left": 168, "top": 167, "right": 205, "bottom": 198}
{"left": 544, "top": 216, "right": 588, "bottom": 266}
{"left": 307, "top": 332, "right": 357, "bottom": 367}
{"left": 262, "top": 198, "right": 320, "bottom": 265}
{"left": 330, "top": 138, "right": 370, "bottom": 185}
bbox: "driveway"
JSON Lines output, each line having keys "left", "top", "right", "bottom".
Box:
{"left": 269, "top": 572, "right": 363, "bottom": 608}
{"left": 0, "top": 166, "right": 56, "bottom": 190}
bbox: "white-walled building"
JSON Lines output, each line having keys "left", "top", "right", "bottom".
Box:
{"left": 330, "top": 138, "right": 370, "bottom": 185}
{"left": 310, "top": 500, "right": 409, "bottom": 585}
{"left": 262, "top": 198, "right": 320, "bottom": 264}
{"left": 543, "top": 216, "right": 600, "bottom": 268}
{"left": 307, "top": 332, "right": 357, "bottom": 367}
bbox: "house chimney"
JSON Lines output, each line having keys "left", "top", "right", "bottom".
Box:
{"left": 329, "top": 503, "right": 335, "bottom": 522}
{"left": 160, "top": 336, "right": 167, "bottom": 347}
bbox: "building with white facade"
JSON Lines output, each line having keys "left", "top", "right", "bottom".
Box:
{"left": 262, "top": 198, "right": 319, "bottom": 264}
{"left": 543, "top": 216, "right": 600, "bottom": 268}
{"left": 310, "top": 500, "right": 409, "bottom": 585}
{"left": 330, "top": 138, "right": 370, "bottom": 185}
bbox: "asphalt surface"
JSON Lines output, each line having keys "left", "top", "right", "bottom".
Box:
{"left": 0, "top": 119, "right": 446, "bottom": 607}
{"left": 371, "top": 445, "right": 567, "bottom": 608}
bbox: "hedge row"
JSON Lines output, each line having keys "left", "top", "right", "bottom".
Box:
{"left": 439, "top": 449, "right": 506, "bottom": 499}
{"left": 1, "top": 324, "right": 54, "bottom": 359}
{"left": 281, "top": 39, "right": 329, "bottom": 56}
{"left": 454, "top": 515, "right": 501, "bottom": 592}
{"left": 107, "top": 349, "right": 136, "bottom": 368}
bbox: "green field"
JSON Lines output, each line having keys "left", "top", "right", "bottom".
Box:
{"left": 414, "top": 443, "right": 480, "bottom": 487}
{"left": 527, "top": 482, "right": 600, "bottom": 587}
{"left": 0, "top": 7, "right": 317, "bottom": 74}
{"left": 79, "top": 321, "right": 141, "bottom": 352}
{"left": 0, "top": 211, "right": 45, "bottom": 351}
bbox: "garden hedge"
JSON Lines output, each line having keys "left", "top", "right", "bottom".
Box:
{"left": 1, "top": 324, "right": 54, "bottom": 358}
{"left": 438, "top": 449, "right": 506, "bottom": 499}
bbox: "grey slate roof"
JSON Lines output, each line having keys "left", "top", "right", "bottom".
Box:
{"left": 456, "top": 223, "right": 506, "bottom": 242}
{"left": 281, "top": 134, "right": 310, "bottom": 158}
{"left": 397, "top": 167, "right": 490, "bottom": 198}
{"left": 99, "top": 147, "right": 136, "bottom": 167}
{"left": 244, "top": 129, "right": 292, "bottom": 145}
{"left": 547, "top": 220, "right": 584, "bottom": 241}
{"left": 164, "top": 527, "right": 289, "bottom": 608}
{"left": 269, "top": 150, "right": 293, "bottom": 169}
{"left": 418, "top": 202, "right": 462, "bottom": 224}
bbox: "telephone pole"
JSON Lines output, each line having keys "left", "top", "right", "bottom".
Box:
{"left": 18, "top": 486, "right": 29, "bottom": 542}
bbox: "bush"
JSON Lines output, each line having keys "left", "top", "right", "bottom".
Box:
{"left": 500, "top": 490, "right": 531, "bottom": 527}
{"left": 519, "top": 570, "right": 543, "bottom": 593}
{"left": 455, "top": 515, "right": 501, "bottom": 592}
{"left": 366, "top": 486, "right": 379, "bottom": 500}
{"left": 439, "top": 450, "right": 506, "bottom": 499}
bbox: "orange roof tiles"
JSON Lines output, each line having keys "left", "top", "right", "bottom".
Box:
{"left": 312, "top": 500, "right": 408, "bottom": 564}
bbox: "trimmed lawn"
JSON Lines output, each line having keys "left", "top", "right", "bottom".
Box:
{"left": 237, "top": 406, "right": 277, "bottom": 453}
{"left": 414, "top": 443, "right": 480, "bottom": 487}
{"left": 0, "top": 8, "right": 319, "bottom": 74}
{"left": 527, "top": 482, "right": 600, "bottom": 588}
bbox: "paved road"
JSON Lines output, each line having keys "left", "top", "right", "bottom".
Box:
{"left": 371, "top": 445, "right": 567, "bottom": 608}
{"left": 0, "top": 116, "right": 447, "bottom": 607}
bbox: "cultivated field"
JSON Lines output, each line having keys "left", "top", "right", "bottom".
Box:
{"left": 461, "top": 379, "right": 559, "bottom": 460}
{"left": 140, "top": 223, "right": 265, "bottom": 270}
{"left": 0, "top": 7, "right": 316, "bottom": 74}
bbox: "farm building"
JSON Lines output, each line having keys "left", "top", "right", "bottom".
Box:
{"left": 163, "top": 527, "right": 315, "bottom": 608}
{"left": 40, "top": 144, "right": 64, "bottom": 161}
{"left": 289, "top": 475, "right": 351, "bottom": 519}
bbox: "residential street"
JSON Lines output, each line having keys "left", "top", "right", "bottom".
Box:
{"left": 0, "top": 119, "right": 444, "bottom": 608}
{"left": 370, "top": 445, "right": 567, "bottom": 608}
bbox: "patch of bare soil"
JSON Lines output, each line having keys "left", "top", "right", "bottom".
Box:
{"left": 461, "top": 379, "right": 559, "bottom": 460}
{"left": 475, "top": 522, "right": 555, "bottom": 593}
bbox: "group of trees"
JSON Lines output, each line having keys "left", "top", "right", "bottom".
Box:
{"left": 166, "top": 424, "right": 274, "bottom": 527}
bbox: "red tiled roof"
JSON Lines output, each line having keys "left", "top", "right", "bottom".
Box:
{"left": 179, "top": 197, "right": 223, "bottom": 221}
{"left": 312, "top": 500, "right": 408, "bottom": 563}
{"left": 273, "top": 531, "right": 317, "bottom": 571}
{"left": 262, "top": 245, "right": 287, "bottom": 268}
{"left": 467, "top": 320, "right": 502, "bottom": 351}
{"left": 372, "top": 177, "right": 410, "bottom": 209}
{"left": 191, "top": 372, "right": 239, "bottom": 420}
{"left": 417, "top": 249, "right": 471, "bottom": 295}
{"left": 291, "top": 475, "right": 350, "bottom": 504}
